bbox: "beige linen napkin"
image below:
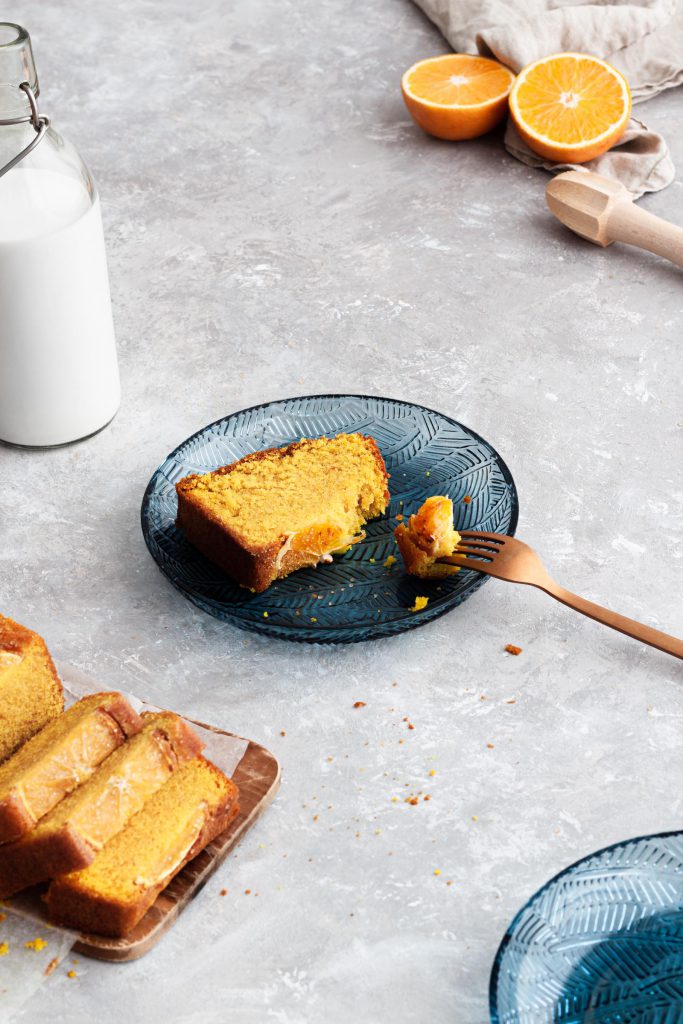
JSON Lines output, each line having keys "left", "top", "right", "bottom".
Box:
{"left": 411, "top": 0, "right": 681, "bottom": 196}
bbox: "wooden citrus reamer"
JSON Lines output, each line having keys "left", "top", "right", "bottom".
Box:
{"left": 546, "top": 170, "right": 683, "bottom": 268}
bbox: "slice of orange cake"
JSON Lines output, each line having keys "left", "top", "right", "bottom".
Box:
{"left": 0, "top": 614, "right": 64, "bottom": 764}
{"left": 0, "top": 693, "right": 142, "bottom": 844}
{"left": 47, "top": 757, "right": 239, "bottom": 937}
{"left": 0, "top": 711, "right": 204, "bottom": 896}
{"left": 395, "top": 496, "right": 461, "bottom": 578}
{"left": 176, "top": 433, "right": 390, "bottom": 592}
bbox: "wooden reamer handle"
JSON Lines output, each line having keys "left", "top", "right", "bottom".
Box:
{"left": 607, "top": 202, "right": 683, "bottom": 268}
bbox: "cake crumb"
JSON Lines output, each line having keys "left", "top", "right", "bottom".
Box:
{"left": 505, "top": 698, "right": 516, "bottom": 704}
{"left": 428, "top": 769, "right": 436, "bottom": 777}
{"left": 369, "top": 557, "right": 376, "bottom": 564}
{"left": 67, "top": 970, "right": 77, "bottom": 979}
{"left": 0, "top": 942, "right": 8, "bottom": 957}
{"left": 44, "top": 958, "right": 59, "bottom": 976}
{"left": 220, "top": 889, "right": 228, "bottom": 896}
{"left": 505, "top": 644, "right": 523, "bottom": 655}
{"left": 0, "top": 912, "right": 5, "bottom": 922}
{"left": 463, "top": 495, "right": 472, "bottom": 504}
{"left": 310, "top": 617, "right": 317, "bottom": 623}
{"left": 262, "top": 611, "right": 269, "bottom": 618}
{"left": 433, "top": 869, "right": 441, "bottom": 876}
{"left": 487, "top": 743, "right": 494, "bottom": 749}
{"left": 280, "top": 730, "right": 286, "bottom": 736}
{"left": 353, "top": 701, "right": 366, "bottom": 708}
{"left": 24, "top": 937, "right": 48, "bottom": 952}
{"left": 410, "top": 596, "right": 429, "bottom": 612}
{"left": 244, "top": 889, "right": 251, "bottom": 895}
{"left": 383, "top": 555, "right": 397, "bottom": 568}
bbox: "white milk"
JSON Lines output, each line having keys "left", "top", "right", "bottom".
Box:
{"left": 0, "top": 167, "right": 120, "bottom": 446}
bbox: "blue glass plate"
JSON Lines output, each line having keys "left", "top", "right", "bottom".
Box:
{"left": 141, "top": 394, "right": 518, "bottom": 643}
{"left": 490, "top": 830, "right": 683, "bottom": 1023}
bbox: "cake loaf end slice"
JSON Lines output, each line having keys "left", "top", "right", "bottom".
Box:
{"left": 0, "top": 614, "right": 64, "bottom": 764}
{"left": 47, "top": 757, "right": 239, "bottom": 937}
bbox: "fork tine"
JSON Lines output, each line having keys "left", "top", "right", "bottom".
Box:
{"left": 451, "top": 546, "right": 497, "bottom": 560}
{"left": 458, "top": 530, "right": 507, "bottom": 544}
{"left": 437, "top": 553, "right": 494, "bottom": 568}
{"left": 454, "top": 540, "right": 501, "bottom": 553}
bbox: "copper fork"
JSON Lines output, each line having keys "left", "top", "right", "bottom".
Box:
{"left": 438, "top": 532, "right": 683, "bottom": 661}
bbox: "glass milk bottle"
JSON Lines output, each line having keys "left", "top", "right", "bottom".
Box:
{"left": 0, "top": 23, "right": 120, "bottom": 447}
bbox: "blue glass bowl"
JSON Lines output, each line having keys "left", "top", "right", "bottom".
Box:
{"left": 141, "top": 394, "right": 518, "bottom": 643}
{"left": 490, "top": 830, "right": 683, "bottom": 1023}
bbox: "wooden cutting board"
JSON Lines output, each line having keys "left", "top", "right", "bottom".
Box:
{"left": 9, "top": 719, "right": 280, "bottom": 962}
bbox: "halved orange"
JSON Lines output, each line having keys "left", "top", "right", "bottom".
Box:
{"left": 401, "top": 54, "right": 515, "bottom": 141}
{"left": 509, "top": 52, "right": 631, "bottom": 164}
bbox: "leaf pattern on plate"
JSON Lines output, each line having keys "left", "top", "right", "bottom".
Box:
{"left": 491, "top": 832, "right": 683, "bottom": 1023}
{"left": 141, "top": 394, "right": 518, "bottom": 643}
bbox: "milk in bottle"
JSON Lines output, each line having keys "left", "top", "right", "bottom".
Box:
{"left": 0, "top": 23, "right": 120, "bottom": 447}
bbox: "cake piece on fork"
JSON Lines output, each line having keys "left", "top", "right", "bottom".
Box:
{"left": 395, "top": 496, "right": 461, "bottom": 579}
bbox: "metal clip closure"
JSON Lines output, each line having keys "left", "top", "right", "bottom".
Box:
{"left": 0, "top": 82, "right": 50, "bottom": 180}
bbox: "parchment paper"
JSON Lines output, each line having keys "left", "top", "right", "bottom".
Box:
{"left": 0, "top": 664, "right": 248, "bottom": 1019}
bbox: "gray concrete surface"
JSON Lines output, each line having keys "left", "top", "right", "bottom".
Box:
{"left": 2, "top": 0, "right": 682, "bottom": 1020}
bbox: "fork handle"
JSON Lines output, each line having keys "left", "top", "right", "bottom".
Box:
{"left": 538, "top": 582, "right": 683, "bottom": 661}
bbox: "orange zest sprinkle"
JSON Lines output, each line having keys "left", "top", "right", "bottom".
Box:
{"left": 24, "top": 937, "right": 48, "bottom": 952}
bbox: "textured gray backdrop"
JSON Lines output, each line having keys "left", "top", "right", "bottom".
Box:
{"left": 2, "top": 0, "right": 682, "bottom": 1021}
